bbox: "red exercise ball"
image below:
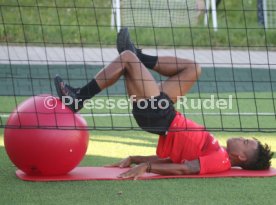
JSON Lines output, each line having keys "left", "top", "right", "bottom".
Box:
{"left": 4, "top": 94, "right": 89, "bottom": 176}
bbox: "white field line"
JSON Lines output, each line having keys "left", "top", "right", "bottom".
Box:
{"left": 0, "top": 112, "right": 275, "bottom": 118}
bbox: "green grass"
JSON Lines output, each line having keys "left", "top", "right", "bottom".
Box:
{"left": 0, "top": 0, "right": 276, "bottom": 48}
{"left": 1, "top": 93, "right": 275, "bottom": 131}
{"left": 1, "top": 129, "right": 276, "bottom": 205}
{"left": 0, "top": 93, "right": 276, "bottom": 204}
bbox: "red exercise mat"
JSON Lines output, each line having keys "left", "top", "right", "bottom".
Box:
{"left": 16, "top": 167, "right": 276, "bottom": 182}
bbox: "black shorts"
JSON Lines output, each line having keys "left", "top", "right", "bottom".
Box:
{"left": 132, "top": 92, "right": 176, "bottom": 135}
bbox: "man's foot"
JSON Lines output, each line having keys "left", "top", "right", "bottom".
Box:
{"left": 117, "top": 27, "right": 140, "bottom": 54}
{"left": 54, "top": 75, "right": 81, "bottom": 112}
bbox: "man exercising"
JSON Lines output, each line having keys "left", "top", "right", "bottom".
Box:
{"left": 54, "top": 28, "right": 273, "bottom": 180}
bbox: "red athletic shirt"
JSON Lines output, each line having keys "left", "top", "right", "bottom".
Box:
{"left": 156, "top": 112, "right": 231, "bottom": 174}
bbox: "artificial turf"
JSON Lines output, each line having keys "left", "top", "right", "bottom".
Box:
{"left": 1, "top": 88, "right": 275, "bottom": 205}
{"left": 1, "top": 129, "right": 276, "bottom": 205}
{"left": 1, "top": 0, "right": 276, "bottom": 204}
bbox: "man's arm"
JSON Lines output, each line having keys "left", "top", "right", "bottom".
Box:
{"left": 130, "top": 155, "right": 172, "bottom": 164}
{"left": 149, "top": 159, "right": 200, "bottom": 175}
{"left": 118, "top": 159, "right": 200, "bottom": 179}
{"left": 106, "top": 155, "right": 172, "bottom": 168}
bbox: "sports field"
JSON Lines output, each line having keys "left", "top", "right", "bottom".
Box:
{"left": 0, "top": 64, "right": 276, "bottom": 205}
{"left": 0, "top": 125, "right": 276, "bottom": 205}
{"left": 1, "top": 0, "right": 276, "bottom": 204}
{"left": 0, "top": 90, "right": 276, "bottom": 204}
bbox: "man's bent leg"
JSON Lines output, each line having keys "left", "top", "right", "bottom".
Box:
{"left": 156, "top": 57, "right": 202, "bottom": 103}
{"left": 96, "top": 51, "right": 175, "bottom": 135}
{"left": 95, "top": 50, "right": 160, "bottom": 100}
{"left": 55, "top": 50, "right": 160, "bottom": 111}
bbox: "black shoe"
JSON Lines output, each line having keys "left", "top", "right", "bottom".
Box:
{"left": 54, "top": 75, "right": 81, "bottom": 112}
{"left": 117, "top": 27, "right": 140, "bottom": 54}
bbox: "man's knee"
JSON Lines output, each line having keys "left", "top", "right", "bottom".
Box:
{"left": 120, "top": 50, "right": 142, "bottom": 74}
{"left": 120, "top": 50, "right": 137, "bottom": 62}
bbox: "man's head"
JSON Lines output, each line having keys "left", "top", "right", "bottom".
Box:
{"left": 226, "top": 137, "right": 273, "bottom": 170}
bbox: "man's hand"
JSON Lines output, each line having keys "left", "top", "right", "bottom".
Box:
{"left": 118, "top": 163, "right": 148, "bottom": 180}
{"left": 105, "top": 156, "right": 132, "bottom": 168}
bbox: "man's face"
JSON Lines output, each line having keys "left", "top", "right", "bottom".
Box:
{"left": 226, "top": 137, "right": 258, "bottom": 160}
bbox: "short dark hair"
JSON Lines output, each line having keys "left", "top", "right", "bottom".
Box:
{"left": 241, "top": 140, "right": 274, "bottom": 170}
